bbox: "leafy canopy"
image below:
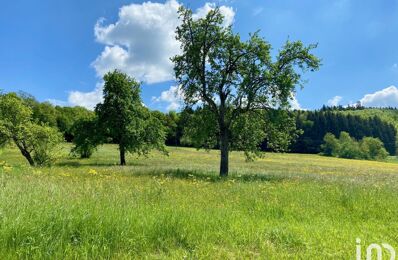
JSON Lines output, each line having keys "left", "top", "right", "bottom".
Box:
{"left": 0, "top": 93, "right": 63, "bottom": 166}
{"left": 172, "top": 6, "right": 320, "bottom": 175}
{"left": 94, "top": 70, "right": 166, "bottom": 164}
{"left": 321, "top": 131, "right": 388, "bottom": 160}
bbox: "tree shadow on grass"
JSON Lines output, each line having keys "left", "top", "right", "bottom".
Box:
{"left": 133, "top": 168, "right": 286, "bottom": 183}
{"left": 55, "top": 160, "right": 147, "bottom": 168}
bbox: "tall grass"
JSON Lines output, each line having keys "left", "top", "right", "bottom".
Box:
{"left": 0, "top": 145, "right": 398, "bottom": 258}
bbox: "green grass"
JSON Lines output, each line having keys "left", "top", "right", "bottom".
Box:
{"left": 1, "top": 145, "right": 398, "bottom": 259}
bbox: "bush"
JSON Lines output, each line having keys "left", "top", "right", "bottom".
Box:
{"left": 29, "top": 123, "right": 64, "bottom": 166}
{"left": 71, "top": 118, "right": 101, "bottom": 158}
{"left": 0, "top": 93, "right": 64, "bottom": 166}
{"left": 321, "top": 132, "right": 388, "bottom": 161}
{"left": 360, "top": 137, "right": 389, "bottom": 160}
{"left": 320, "top": 133, "right": 340, "bottom": 156}
{"left": 338, "top": 132, "right": 361, "bottom": 159}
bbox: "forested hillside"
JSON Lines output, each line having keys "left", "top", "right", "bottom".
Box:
{"left": 292, "top": 108, "right": 397, "bottom": 155}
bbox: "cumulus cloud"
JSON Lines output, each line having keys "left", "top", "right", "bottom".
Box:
{"left": 327, "top": 95, "right": 342, "bottom": 106}
{"left": 360, "top": 86, "right": 398, "bottom": 107}
{"left": 68, "top": 83, "right": 104, "bottom": 110}
{"left": 92, "top": 0, "right": 181, "bottom": 84}
{"left": 152, "top": 85, "right": 184, "bottom": 111}
{"left": 66, "top": 0, "right": 235, "bottom": 109}
{"left": 92, "top": 0, "right": 234, "bottom": 84}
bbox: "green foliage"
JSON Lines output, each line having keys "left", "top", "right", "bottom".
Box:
{"left": 55, "top": 106, "right": 94, "bottom": 141}
{"left": 338, "top": 131, "right": 361, "bottom": 159}
{"left": 292, "top": 110, "right": 396, "bottom": 155}
{"left": 320, "top": 133, "right": 340, "bottom": 156}
{"left": 95, "top": 70, "right": 166, "bottom": 165}
{"left": 28, "top": 123, "right": 64, "bottom": 166}
{"left": 173, "top": 7, "right": 320, "bottom": 176}
{"left": 71, "top": 118, "right": 101, "bottom": 158}
{"left": 360, "top": 137, "right": 389, "bottom": 160}
{"left": 32, "top": 102, "right": 58, "bottom": 127}
{"left": 181, "top": 106, "right": 218, "bottom": 150}
{"left": 230, "top": 111, "right": 267, "bottom": 161}
{"left": 321, "top": 131, "right": 388, "bottom": 160}
{"left": 0, "top": 93, "right": 63, "bottom": 166}
{"left": 17, "top": 92, "right": 94, "bottom": 142}
{"left": 262, "top": 110, "right": 302, "bottom": 152}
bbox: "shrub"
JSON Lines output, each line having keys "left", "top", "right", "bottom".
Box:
{"left": 29, "top": 123, "right": 64, "bottom": 166}
{"left": 321, "top": 131, "right": 388, "bottom": 161}
{"left": 360, "top": 137, "right": 389, "bottom": 160}
{"left": 71, "top": 118, "right": 101, "bottom": 158}
{"left": 321, "top": 133, "right": 340, "bottom": 156}
{"left": 338, "top": 132, "right": 361, "bottom": 159}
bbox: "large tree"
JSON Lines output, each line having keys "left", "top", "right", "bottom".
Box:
{"left": 172, "top": 7, "right": 320, "bottom": 176}
{"left": 95, "top": 70, "right": 166, "bottom": 165}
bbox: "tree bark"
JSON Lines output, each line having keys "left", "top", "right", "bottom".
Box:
{"left": 21, "top": 149, "right": 35, "bottom": 166}
{"left": 14, "top": 140, "right": 35, "bottom": 166}
{"left": 219, "top": 130, "right": 229, "bottom": 177}
{"left": 119, "top": 144, "right": 126, "bottom": 166}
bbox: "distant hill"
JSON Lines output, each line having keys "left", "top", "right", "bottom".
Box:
{"left": 290, "top": 107, "right": 398, "bottom": 155}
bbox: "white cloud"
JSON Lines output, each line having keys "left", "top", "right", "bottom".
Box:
{"left": 360, "top": 85, "right": 398, "bottom": 107}
{"left": 392, "top": 63, "right": 398, "bottom": 70}
{"left": 68, "top": 83, "right": 104, "bottom": 110}
{"left": 65, "top": 0, "right": 235, "bottom": 109}
{"left": 92, "top": 0, "right": 181, "bottom": 84}
{"left": 92, "top": 0, "right": 234, "bottom": 84}
{"left": 152, "top": 85, "right": 184, "bottom": 111}
{"left": 327, "top": 95, "right": 342, "bottom": 106}
{"left": 193, "top": 3, "right": 235, "bottom": 26}
{"left": 289, "top": 95, "right": 304, "bottom": 110}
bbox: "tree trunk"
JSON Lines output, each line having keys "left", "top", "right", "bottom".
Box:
{"left": 119, "top": 144, "right": 126, "bottom": 166}
{"left": 22, "top": 150, "right": 35, "bottom": 166}
{"left": 219, "top": 128, "right": 229, "bottom": 177}
{"left": 14, "top": 140, "right": 35, "bottom": 166}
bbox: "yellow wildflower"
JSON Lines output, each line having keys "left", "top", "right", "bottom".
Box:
{"left": 88, "top": 169, "right": 98, "bottom": 175}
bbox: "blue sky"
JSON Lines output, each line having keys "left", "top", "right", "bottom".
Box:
{"left": 0, "top": 0, "right": 397, "bottom": 111}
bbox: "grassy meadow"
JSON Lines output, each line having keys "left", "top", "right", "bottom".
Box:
{"left": 1, "top": 144, "right": 398, "bottom": 259}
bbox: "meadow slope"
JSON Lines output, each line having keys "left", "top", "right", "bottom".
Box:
{"left": 0, "top": 145, "right": 398, "bottom": 259}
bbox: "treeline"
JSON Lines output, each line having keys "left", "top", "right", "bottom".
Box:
{"left": 154, "top": 109, "right": 397, "bottom": 156}
{"left": 26, "top": 100, "right": 396, "bottom": 156}
{"left": 2, "top": 91, "right": 397, "bottom": 161}
{"left": 17, "top": 92, "right": 94, "bottom": 142}
{"left": 291, "top": 110, "right": 397, "bottom": 155}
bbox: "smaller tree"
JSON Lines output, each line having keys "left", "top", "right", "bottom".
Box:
{"left": 360, "top": 137, "right": 388, "bottom": 160}
{"left": 320, "top": 132, "right": 388, "bottom": 161}
{"left": 95, "top": 70, "right": 166, "bottom": 165}
{"left": 29, "top": 123, "right": 64, "bottom": 166}
{"left": 71, "top": 118, "right": 101, "bottom": 158}
{"left": 321, "top": 132, "right": 340, "bottom": 156}
{"left": 338, "top": 131, "right": 361, "bottom": 159}
{"left": 0, "top": 93, "right": 63, "bottom": 166}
